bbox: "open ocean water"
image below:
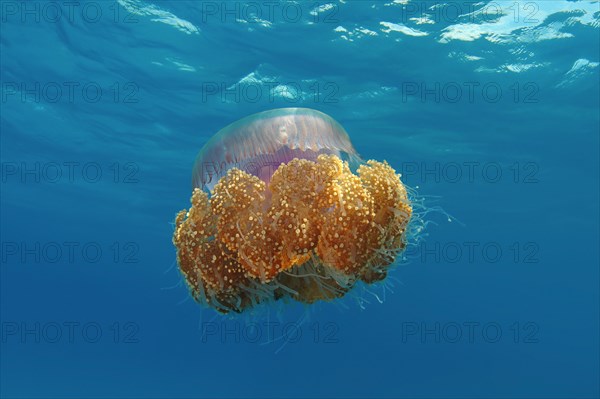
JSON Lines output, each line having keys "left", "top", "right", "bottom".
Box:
{"left": 1, "top": 1, "right": 599, "bottom": 398}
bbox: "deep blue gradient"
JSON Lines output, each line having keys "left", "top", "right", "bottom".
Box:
{"left": 1, "top": 1, "right": 599, "bottom": 398}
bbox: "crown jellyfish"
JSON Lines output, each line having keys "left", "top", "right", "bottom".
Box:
{"left": 173, "top": 108, "right": 412, "bottom": 313}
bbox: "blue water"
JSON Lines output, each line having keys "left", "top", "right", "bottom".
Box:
{"left": 1, "top": 1, "right": 599, "bottom": 398}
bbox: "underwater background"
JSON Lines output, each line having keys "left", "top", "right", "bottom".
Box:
{"left": 1, "top": 1, "right": 599, "bottom": 398}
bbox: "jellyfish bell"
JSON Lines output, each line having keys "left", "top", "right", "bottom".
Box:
{"left": 192, "top": 108, "right": 360, "bottom": 192}
{"left": 174, "top": 108, "right": 412, "bottom": 314}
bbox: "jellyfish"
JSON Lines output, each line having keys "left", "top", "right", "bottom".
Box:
{"left": 173, "top": 108, "right": 412, "bottom": 313}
